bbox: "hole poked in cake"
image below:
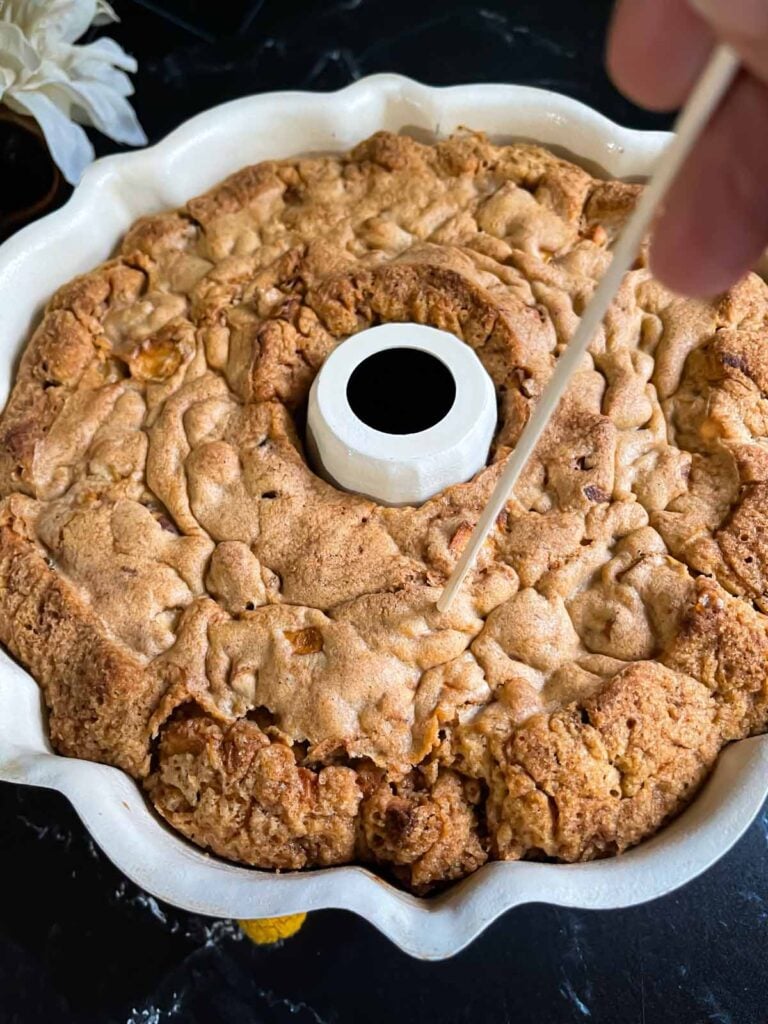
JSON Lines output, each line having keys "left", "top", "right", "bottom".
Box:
{"left": 346, "top": 347, "right": 456, "bottom": 435}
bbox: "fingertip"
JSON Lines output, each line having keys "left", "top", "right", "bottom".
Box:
{"left": 649, "top": 227, "right": 738, "bottom": 299}
{"left": 606, "top": 1, "right": 661, "bottom": 109}
{"left": 649, "top": 74, "right": 768, "bottom": 299}
{"left": 607, "top": 0, "right": 715, "bottom": 111}
{"left": 606, "top": 0, "right": 658, "bottom": 108}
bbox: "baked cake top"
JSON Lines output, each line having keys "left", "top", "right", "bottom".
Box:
{"left": 2, "top": 131, "right": 768, "bottom": 891}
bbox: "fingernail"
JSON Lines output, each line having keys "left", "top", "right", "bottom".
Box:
{"left": 687, "top": 0, "right": 715, "bottom": 15}
{"left": 688, "top": 0, "right": 768, "bottom": 36}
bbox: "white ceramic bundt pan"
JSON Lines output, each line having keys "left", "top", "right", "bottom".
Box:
{"left": 2, "top": 75, "right": 768, "bottom": 961}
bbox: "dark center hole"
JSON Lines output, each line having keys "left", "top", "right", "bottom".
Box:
{"left": 346, "top": 347, "right": 456, "bottom": 435}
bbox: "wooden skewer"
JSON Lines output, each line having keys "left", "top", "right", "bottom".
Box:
{"left": 437, "top": 45, "right": 740, "bottom": 614}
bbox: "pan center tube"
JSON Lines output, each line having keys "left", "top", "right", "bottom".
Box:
{"left": 307, "top": 323, "right": 497, "bottom": 506}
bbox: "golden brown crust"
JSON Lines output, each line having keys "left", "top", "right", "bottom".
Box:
{"left": 357, "top": 767, "right": 487, "bottom": 892}
{"left": 146, "top": 711, "right": 362, "bottom": 870}
{"left": 663, "top": 578, "right": 768, "bottom": 741}
{"left": 0, "top": 496, "right": 163, "bottom": 775}
{"left": 3, "top": 130, "right": 768, "bottom": 889}
{"left": 486, "top": 662, "right": 720, "bottom": 863}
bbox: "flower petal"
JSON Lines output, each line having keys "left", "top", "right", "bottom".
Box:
{"left": 0, "top": 21, "right": 41, "bottom": 76}
{"left": 71, "top": 36, "right": 138, "bottom": 74}
{"left": 46, "top": 79, "right": 147, "bottom": 146}
{"left": 71, "top": 61, "right": 135, "bottom": 98}
{"left": 1, "top": 5, "right": 145, "bottom": 162}
{"left": 93, "top": 0, "right": 118, "bottom": 26}
{"left": 21, "top": 0, "right": 100, "bottom": 45}
{"left": 5, "top": 87, "right": 94, "bottom": 183}
{"left": 17, "top": 59, "right": 76, "bottom": 114}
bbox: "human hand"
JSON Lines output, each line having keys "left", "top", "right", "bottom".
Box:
{"left": 607, "top": 0, "right": 768, "bottom": 297}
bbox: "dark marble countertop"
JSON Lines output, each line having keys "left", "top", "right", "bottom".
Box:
{"left": 2, "top": 2, "right": 767, "bottom": 1022}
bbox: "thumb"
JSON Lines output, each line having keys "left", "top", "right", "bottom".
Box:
{"left": 689, "top": 0, "right": 768, "bottom": 81}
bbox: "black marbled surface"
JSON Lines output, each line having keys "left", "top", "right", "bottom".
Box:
{"left": 2, "top": 2, "right": 767, "bottom": 1022}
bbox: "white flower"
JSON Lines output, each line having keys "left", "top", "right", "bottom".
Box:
{"left": 0, "top": 0, "right": 147, "bottom": 184}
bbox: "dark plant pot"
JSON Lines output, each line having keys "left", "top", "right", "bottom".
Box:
{"left": 0, "top": 107, "right": 67, "bottom": 241}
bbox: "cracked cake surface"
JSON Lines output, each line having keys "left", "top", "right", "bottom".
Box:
{"left": 3, "top": 130, "right": 768, "bottom": 891}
